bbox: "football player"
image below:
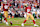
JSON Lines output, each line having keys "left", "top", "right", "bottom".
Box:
{"left": 0, "top": 1, "right": 2, "bottom": 23}
{"left": 1, "top": 0, "right": 9, "bottom": 25}
{"left": 37, "top": 9, "right": 40, "bottom": 19}
{"left": 31, "top": 6, "right": 37, "bottom": 18}
{"left": 21, "top": 5, "right": 38, "bottom": 26}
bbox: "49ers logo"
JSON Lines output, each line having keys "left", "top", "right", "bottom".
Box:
{"left": 4, "top": 5, "right": 8, "bottom": 9}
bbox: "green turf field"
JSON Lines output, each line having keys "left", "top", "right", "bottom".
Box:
{"left": 0, "top": 17, "right": 40, "bottom": 27}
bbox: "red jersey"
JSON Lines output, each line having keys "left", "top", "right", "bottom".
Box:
{"left": 25, "top": 7, "right": 27, "bottom": 12}
{"left": 25, "top": 6, "right": 31, "bottom": 13}
{"left": 3, "top": 3, "right": 8, "bottom": 11}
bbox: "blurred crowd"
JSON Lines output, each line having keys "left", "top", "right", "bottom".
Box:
{"left": 0, "top": 0, "right": 40, "bottom": 18}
